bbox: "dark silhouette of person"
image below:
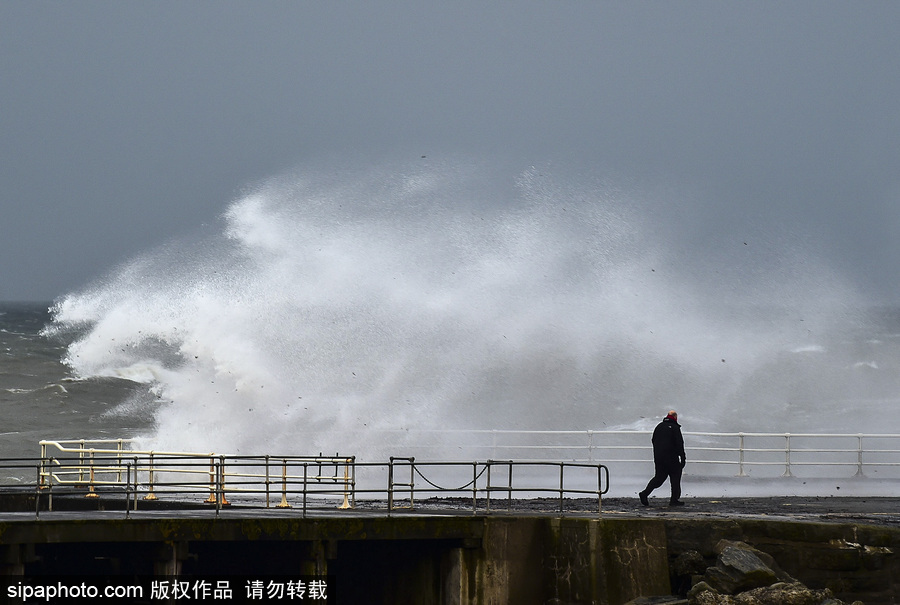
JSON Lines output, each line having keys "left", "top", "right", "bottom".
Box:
{"left": 639, "top": 410, "right": 686, "bottom": 506}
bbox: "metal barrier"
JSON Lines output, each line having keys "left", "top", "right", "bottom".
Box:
{"left": 6, "top": 431, "right": 897, "bottom": 521}
{"left": 319, "top": 430, "right": 900, "bottom": 479}
{"left": 25, "top": 440, "right": 611, "bottom": 518}
{"left": 596, "top": 431, "right": 900, "bottom": 479}
{"left": 385, "top": 458, "right": 609, "bottom": 513}
{"left": 37, "top": 440, "right": 356, "bottom": 516}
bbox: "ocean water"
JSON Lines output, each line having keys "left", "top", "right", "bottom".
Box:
{"left": 6, "top": 161, "right": 900, "bottom": 463}
{"left": 0, "top": 302, "right": 152, "bottom": 460}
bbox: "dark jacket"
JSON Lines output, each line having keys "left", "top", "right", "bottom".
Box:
{"left": 652, "top": 418, "right": 685, "bottom": 464}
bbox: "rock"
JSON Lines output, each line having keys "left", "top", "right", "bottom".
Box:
{"left": 689, "top": 580, "right": 858, "bottom": 605}
{"left": 704, "top": 545, "right": 779, "bottom": 594}
{"left": 713, "top": 540, "right": 795, "bottom": 583}
{"left": 690, "top": 591, "right": 736, "bottom": 605}
{"left": 686, "top": 540, "right": 862, "bottom": 605}
{"left": 688, "top": 581, "right": 736, "bottom": 605}
{"left": 732, "top": 582, "right": 837, "bottom": 605}
{"left": 674, "top": 550, "right": 708, "bottom": 576}
{"left": 687, "top": 581, "right": 718, "bottom": 599}
{"left": 673, "top": 550, "right": 708, "bottom": 594}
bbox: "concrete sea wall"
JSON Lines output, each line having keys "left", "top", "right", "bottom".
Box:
{"left": 0, "top": 510, "right": 897, "bottom": 604}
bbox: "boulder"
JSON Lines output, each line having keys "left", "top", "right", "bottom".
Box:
{"left": 674, "top": 550, "right": 708, "bottom": 576}
{"left": 673, "top": 550, "right": 708, "bottom": 594}
{"left": 674, "top": 541, "right": 864, "bottom": 605}
{"left": 733, "top": 582, "right": 837, "bottom": 605}
{"left": 704, "top": 545, "right": 779, "bottom": 594}
{"left": 687, "top": 579, "right": 862, "bottom": 605}
{"left": 687, "top": 581, "right": 723, "bottom": 603}
{"left": 713, "top": 540, "right": 796, "bottom": 583}
{"left": 690, "top": 590, "right": 735, "bottom": 605}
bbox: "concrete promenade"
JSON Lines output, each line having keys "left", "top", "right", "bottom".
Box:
{"left": 603, "top": 495, "right": 900, "bottom": 526}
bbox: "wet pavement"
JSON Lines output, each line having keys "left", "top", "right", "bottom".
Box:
{"left": 603, "top": 495, "right": 900, "bottom": 526}
{"left": 3, "top": 491, "right": 899, "bottom": 526}
{"left": 397, "top": 496, "right": 900, "bottom": 527}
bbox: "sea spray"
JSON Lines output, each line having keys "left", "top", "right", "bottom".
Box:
{"left": 46, "top": 160, "right": 879, "bottom": 458}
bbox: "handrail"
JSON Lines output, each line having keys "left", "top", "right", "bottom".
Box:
{"left": 384, "top": 459, "right": 608, "bottom": 513}
{"left": 275, "top": 430, "right": 900, "bottom": 479}
{"left": 23, "top": 456, "right": 611, "bottom": 517}
{"left": 26, "top": 442, "right": 612, "bottom": 518}
{"left": 37, "top": 432, "right": 900, "bottom": 481}
{"left": 17, "top": 431, "right": 900, "bottom": 520}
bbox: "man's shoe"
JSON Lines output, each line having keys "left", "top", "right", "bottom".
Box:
{"left": 669, "top": 500, "right": 685, "bottom": 507}
{"left": 639, "top": 491, "right": 649, "bottom": 506}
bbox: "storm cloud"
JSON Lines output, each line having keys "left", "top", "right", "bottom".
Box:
{"left": 2, "top": 2, "right": 899, "bottom": 302}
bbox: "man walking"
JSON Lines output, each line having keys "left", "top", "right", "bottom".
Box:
{"left": 639, "top": 410, "right": 686, "bottom": 506}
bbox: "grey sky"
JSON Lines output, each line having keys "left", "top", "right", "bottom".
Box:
{"left": 2, "top": 1, "right": 899, "bottom": 302}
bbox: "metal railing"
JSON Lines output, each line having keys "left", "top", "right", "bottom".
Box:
{"left": 26, "top": 440, "right": 611, "bottom": 519}
{"left": 0, "top": 431, "right": 893, "bottom": 521}
{"left": 37, "top": 440, "right": 356, "bottom": 515}
{"left": 315, "top": 429, "right": 900, "bottom": 479}
{"left": 682, "top": 432, "right": 900, "bottom": 478}
{"left": 384, "top": 457, "right": 608, "bottom": 513}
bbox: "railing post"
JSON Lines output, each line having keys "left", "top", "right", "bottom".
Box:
{"left": 125, "top": 462, "right": 132, "bottom": 519}
{"left": 78, "top": 440, "right": 86, "bottom": 485}
{"left": 132, "top": 457, "right": 139, "bottom": 511}
{"left": 217, "top": 455, "right": 230, "bottom": 506}
{"left": 855, "top": 434, "right": 865, "bottom": 477}
{"left": 388, "top": 457, "right": 395, "bottom": 511}
{"left": 596, "top": 464, "right": 604, "bottom": 514}
{"left": 277, "top": 459, "right": 292, "bottom": 508}
{"left": 558, "top": 463, "right": 565, "bottom": 513}
{"left": 507, "top": 461, "right": 514, "bottom": 510}
{"left": 303, "top": 463, "right": 308, "bottom": 517}
{"left": 214, "top": 462, "right": 221, "bottom": 517}
{"left": 265, "top": 455, "right": 271, "bottom": 508}
{"left": 85, "top": 450, "right": 100, "bottom": 498}
{"left": 339, "top": 458, "right": 353, "bottom": 509}
{"left": 116, "top": 439, "right": 124, "bottom": 483}
{"left": 737, "top": 433, "right": 747, "bottom": 477}
{"left": 39, "top": 443, "right": 47, "bottom": 490}
{"left": 144, "top": 452, "right": 158, "bottom": 501}
{"left": 35, "top": 465, "right": 41, "bottom": 520}
{"left": 204, "top": 455, "right": 217, "bottom": 504}
{"left": 409, "top": 457, "right": 416, "bottom": 510}
{"left": 47, "top": 463, "right": 53, "bottom": 512}
{"left": 484, "top": 461, "right": 490, "bottom": 513}
{"left": 588, "top": 430, "right": 594, "bottom": 463}
{"left": 350, "top": 456, "right": 357, "bottom": 508}
{"left": 782, "top": 434, "right": 793, "bottom": 477}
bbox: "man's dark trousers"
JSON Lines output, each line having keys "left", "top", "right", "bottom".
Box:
{"left": 644, "top": 458, "right": 682, "bottom": 502}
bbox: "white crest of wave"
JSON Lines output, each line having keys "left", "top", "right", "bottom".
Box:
{"left": 47, "top": 160, "right": 868, "bottom": 457}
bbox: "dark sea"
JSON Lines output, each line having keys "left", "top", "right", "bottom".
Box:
{"left": 0, "top": 302, "right": 151, "bottom": 461}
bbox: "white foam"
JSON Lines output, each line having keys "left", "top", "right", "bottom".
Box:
{"left": 791, "top": 345, "right": 826, "bottom": 354}
{"left": 852, "top": 361, "right": 879, "bottom": 370}
{"left": 47, "top": 160, "right": 874, "bottom": 458}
